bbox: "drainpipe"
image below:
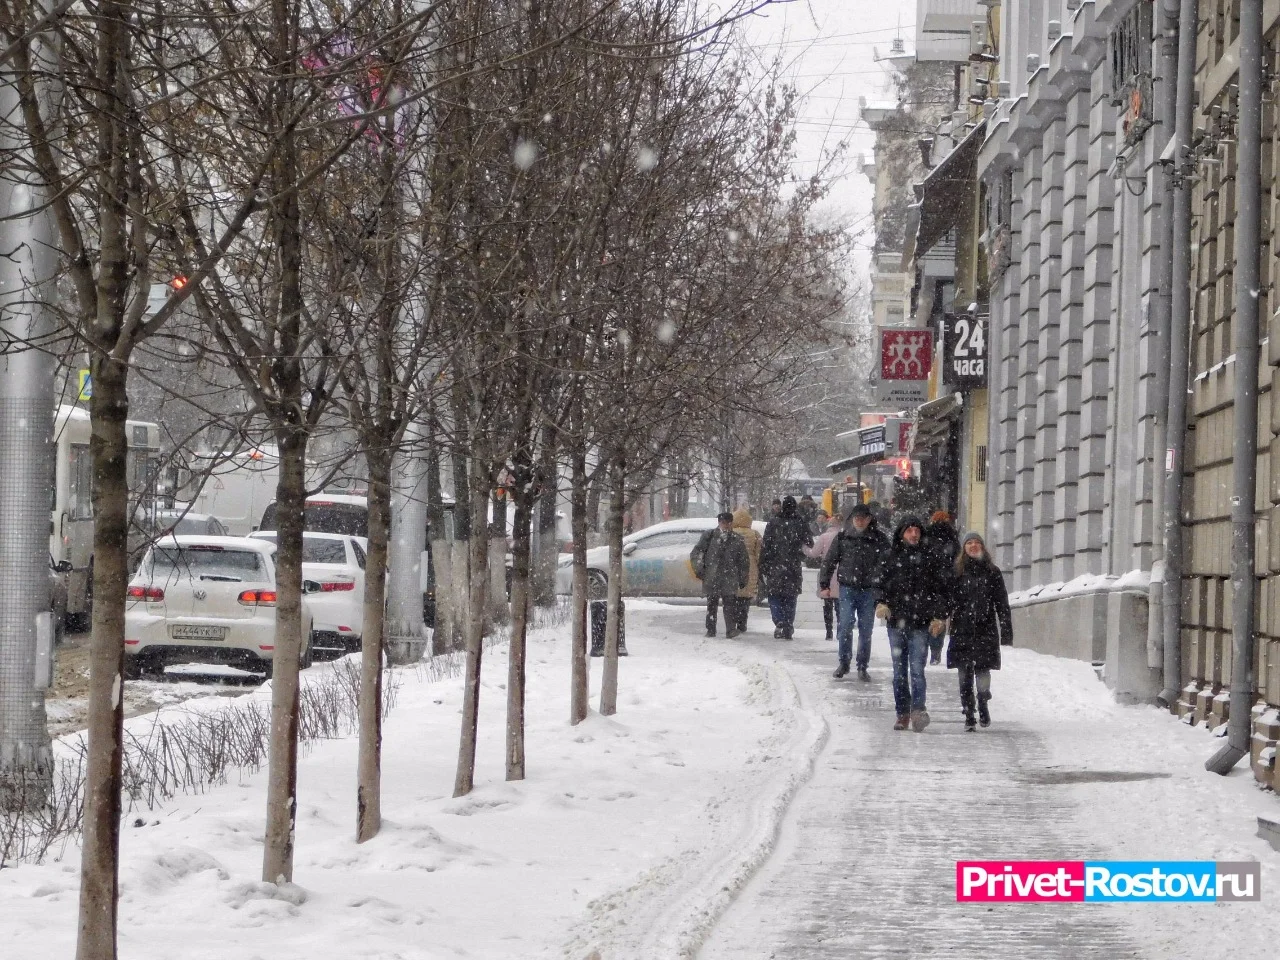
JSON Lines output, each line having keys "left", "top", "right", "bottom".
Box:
{"left": 1158, "top": 0, "right": 1200, "bottom": 709}
{"left": 1147, "top": 0, "right": 1180, "bottom": 679}
{"left": 1207, "top": 0, "right": 1263, "bottom": 775}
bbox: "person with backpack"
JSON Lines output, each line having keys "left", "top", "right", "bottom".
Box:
{"left": 875, "top": 515, "right": 949, "bottom": 731}
{"left": 921, "top": 510, "right": 961, "bottom": 664}
{"left": 818, "top": 503, "right": 890, "bottom": 680}
{"left": 690, "top": 512, "right": 750, "bottom": 638}
{"left": 942, "top": 531, "right": 1013, "bottom": 731}
{"left": 761, "top": 496, "right": 813, "bottom": 639}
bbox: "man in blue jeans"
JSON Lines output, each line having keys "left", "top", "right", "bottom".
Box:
{"left": 875, "top": 515, "right": 949, "bottom": 731}
{"left": 818, "top": 504, "right": 890, "bottom": 680}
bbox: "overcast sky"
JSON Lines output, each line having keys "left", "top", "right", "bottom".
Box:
{"left": 732, "top": 0, "right": 919, "bottom": 277}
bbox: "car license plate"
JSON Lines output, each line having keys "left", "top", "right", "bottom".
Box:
{"left": 170, "top": 624, "right": 227, "bottom": 641}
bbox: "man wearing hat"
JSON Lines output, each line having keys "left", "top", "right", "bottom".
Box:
{"left": 690, "top": 511, "right": 750, "bottom": 638}
{"left": 819, "top": 502, "right": 891, "bottom": 680}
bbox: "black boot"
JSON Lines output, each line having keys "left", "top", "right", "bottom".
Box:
{"left": 964, "top": 712, "right": 977, "bottom": 732}
{"left": 978, "top": 694, "right": 991, "bottom": 727}
{"left": 833, "top": 661, "right": 850, "bottom": 679}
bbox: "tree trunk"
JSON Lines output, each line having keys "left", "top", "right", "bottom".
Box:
{"left": 488, "top": 490, "right": 509, "bottom": 626}
{"left": 425, "top": 422, "right": 453, "bottom": 655}
{"left": 76, "top": 357, "right": 129, "bottom": 960}
{"left": 533, "top": 428, "right": 559, "bottom": 606}
{"left": 450, "top": 444, "right": 471, "bottom": 652}
{"left": 453, "top": 479, "right": 490, "bottom": 796}
{"left": 599, "top": 457, "right": 625, "bottom": 716}
{"left": 357, "top": 448, "right": 391, "bottom": 842}
{"left": 569, "top": 442, "right": 589, "bottom": 725}
{"left": 262, "top": 427, "right": 307, "bottom": 883}
{"left": 506, "top": 490, "right": 533, "bottom": 780}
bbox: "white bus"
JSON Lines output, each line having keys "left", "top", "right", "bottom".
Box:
{"left": 51, "top": 405, "right": 163, "bottom": 623}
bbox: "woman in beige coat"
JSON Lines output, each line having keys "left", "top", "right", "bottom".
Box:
{"left": 732, "top": 507, "right": 763, "bottom": 632}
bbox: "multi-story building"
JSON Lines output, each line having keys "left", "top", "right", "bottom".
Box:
{"left": 913, "top": 0, "right": 1280, "bottom": 791}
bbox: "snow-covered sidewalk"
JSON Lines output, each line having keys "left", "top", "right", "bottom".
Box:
{"left": 4, "top": 593, "right": 1280, "bottom": 960}
{"left": 1, "top": 603, "right": 821, "bottom": 960}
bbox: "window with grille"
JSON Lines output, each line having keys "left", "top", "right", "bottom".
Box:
{"left": 976, "top": 446, "right": 988, "bottom": 483}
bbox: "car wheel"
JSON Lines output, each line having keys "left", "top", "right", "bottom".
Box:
{"left": 300, "top": 633, "right": 315, "bottom": 670}
{"left": 123, "top": 654, "right": 144, "bottom": 681}
{"left": 587, "top": 570, "right": 608, "bottom": 601}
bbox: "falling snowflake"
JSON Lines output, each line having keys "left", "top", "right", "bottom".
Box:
{"left": 513, "top": 141, "right": 539, "bottom": 170}
{"left": 657, "top": 319, "right": 676, "bottom": 342}
{"left": 635, "top": 147, "right": 658, "bottom": 172}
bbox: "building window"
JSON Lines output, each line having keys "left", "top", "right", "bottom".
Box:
{"left": 886, "top": 305, "right": 905, "bottom": 326}
{"left": 1109, "top": 3, "right": 1152, "bottom": 99}
{"left": 976, "top": 446, "right": 988, "bottom": 483}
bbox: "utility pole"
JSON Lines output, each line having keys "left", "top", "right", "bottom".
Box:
{"left": 0, "top": 3, "right": 60, "bottom": 811}
{"left": 1208, "top": 0, "right": 1262, "bottom": 775}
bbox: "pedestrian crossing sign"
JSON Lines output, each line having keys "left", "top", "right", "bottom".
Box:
{"left": 77, "top": 369, "right": 92, "bottom": 401}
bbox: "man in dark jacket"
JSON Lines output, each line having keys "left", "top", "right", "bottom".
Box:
{"left": 921, "top": 511, "right": 960, "bottom": 664}
{"left": 876, "top": 515, "right": 949, "bottom": 732}
{"left": 820, "top": 503, "right": 890, "bottom": 681}
{"left": 690, "top": 512, "right": 750, "bottom": 638}
{"left": 761, "top": 496, "right": 813, "bottom": 639}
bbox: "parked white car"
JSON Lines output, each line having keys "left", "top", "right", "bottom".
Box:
{"left": 555, "top": 517, "right": 768, "bottom": 599}
{"left": 250, "top": 530, "right": 366, "bottom": 659}
{"left": 124, "top": 535, "right": 315, "bottom": 679}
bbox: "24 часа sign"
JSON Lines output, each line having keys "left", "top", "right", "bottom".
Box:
{"left": 943, "top": 312, "right": 988, "bottom": 389}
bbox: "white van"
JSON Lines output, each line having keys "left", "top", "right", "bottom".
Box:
{"left": 184, "top": 448, "right": 282, "bottom": 537}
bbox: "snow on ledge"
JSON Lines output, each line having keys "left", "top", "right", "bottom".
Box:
{"left": 1008, "top": 568, "right": 1152, "bottom": 608}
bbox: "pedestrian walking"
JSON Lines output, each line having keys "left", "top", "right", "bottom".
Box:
{"left": 799, "top": 495, "right": 821, "bottom": 536}
{"left": 761, "top": 496, "right": 813, "bottom": 639}
{"left": 922, "top": 510, "right": 960, "bottom": 665}
{"left": 875, "top": 515, "right": 949, "bottom": 731}
{"left": 804, "top": 512, "right": 843, "bottom": 640}
{"left": 820, "top": 503, "right": 891, "bottom": 681}
{"left": 731, "top": 507, "right": 763, "bottom": 632}
{"left": 690, "top": 511, "right": 750, "bottom": 638}
{"left": 942, "top": 532, "right": 1013, "bottom": 731}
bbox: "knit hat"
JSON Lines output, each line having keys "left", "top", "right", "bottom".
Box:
{"left": 847, "top": 503, "right": 872, "bottom": 520}
{"left": 962, "top": 531, "right": 985, "bottom": 546}
{"left": 717, "top": 510, "right": 734, "bottom": 524}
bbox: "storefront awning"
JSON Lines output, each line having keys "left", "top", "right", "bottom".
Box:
{"left": 910, "top": 392, "right": 963, "bottom": 453}
{"left": 901, "top": 119, "right": 986, "bottom": 270}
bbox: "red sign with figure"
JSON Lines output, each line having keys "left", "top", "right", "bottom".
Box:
{"left": 880, "top": 329, "right": 933, "bottom": 381}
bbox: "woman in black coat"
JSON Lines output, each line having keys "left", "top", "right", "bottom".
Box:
{"left": 943, "top": 531, "right": 1013, "bottom": 731}
{"left": 761, "top": 496, "right": 814, "bottom": 639}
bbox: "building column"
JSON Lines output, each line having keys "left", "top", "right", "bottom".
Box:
{"left": 1053, "top": 88, "right": 1092, "bottom": 583}
{"left": 1034, "top": 112, "right": 1065, "bottom": 585}
{"left": 1014, "top": 147, "right": 1043, "bottom": 590}
{"left": 1078, "top": 71, "right": 1116, "bottom": 577}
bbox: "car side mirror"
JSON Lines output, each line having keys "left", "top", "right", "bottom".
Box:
{"left": 54, "top": 560, "right": 73, "bottom": 574}
{"left": 623, "top": 542, "right": 638, "bottom": 556}
{"left": 302, "top": 579, "right": 322, "bottom": 595}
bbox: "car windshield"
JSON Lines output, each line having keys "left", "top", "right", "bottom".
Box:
{"left": 149, "top": 546, "right": 265, "bottom": 582}
{"left": 157, "top": 515, "right": 207, "bottom": 535}
{"left": 259, "top": 502, "right": 367, "bottom": 538}
{"left": 303, "top": 538, "right": 348, "bottom": 564}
